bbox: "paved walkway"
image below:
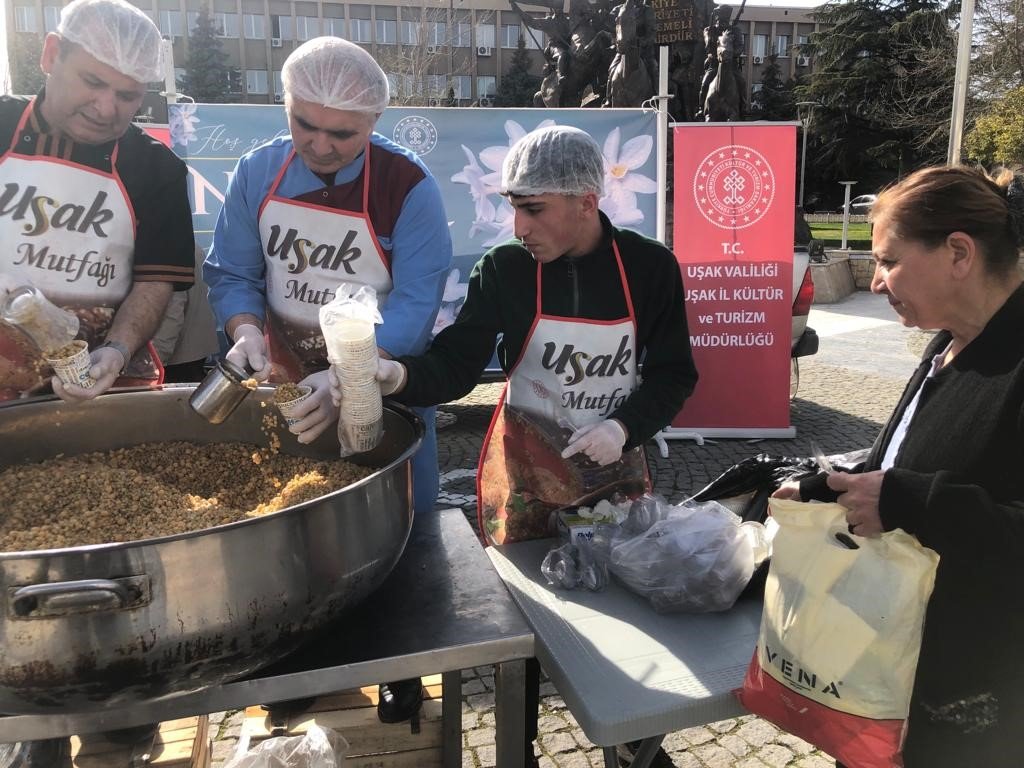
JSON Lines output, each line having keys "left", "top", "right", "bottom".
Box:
{"left": 211, "top": 293, "right": 923, "bottom": 767}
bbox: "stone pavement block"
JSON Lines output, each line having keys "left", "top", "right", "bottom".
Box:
{"left": 665, "top": 751, "right": 705, "bottom": 768}
{"left": 467, "top": 726, "right": 496, "bottom": 747}
{"left": 463, "top": 678, "right": 488, "bottom": 695}
{"left": 795, "top": 755, "right": 836, "bottom": 768}
{"left": 756, "top": 743, "right": 798, "bottom": 768}
{"left": 693, "top": 742, "right": 747, "bottom": 768}
{"left": 775, "top": 732, "right": 816, "bottom": 755}
{"left": 733, "top": 757, "right": 771, "bottom": 768}
{"left": 466, "top": 691, "right": 496, "bottom": 712}
{"left": 678, "top": 725, "right": 716, "bottom": 747}
{"left": 539, "top": 713, "right": 568, "bottom": 732}
{"left": 476, "top": 743, "right": 496, "bottom": 767}
{"left": 719, "top": 733, "right": 753, "bottom": 758}
{"left": 539, "top": 730, "right": 578, "bottom": 754}
{"left": 737, "top": 718, "right": 783, "bottom": 747}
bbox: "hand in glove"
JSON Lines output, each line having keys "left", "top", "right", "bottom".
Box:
{"left": 561, "top": 419, "right": 628, "bottom": 466}
{"left": 286, "top": 370, "right": 338, "bottom": 445}
{"left": 225, "top": 323, "right": 272, "bottom": 381}
{"left": 52, "top": 345, "right": 125, "bottom": 402}
{"left": 328, "top": 359, "right": 406, "bottom": 407}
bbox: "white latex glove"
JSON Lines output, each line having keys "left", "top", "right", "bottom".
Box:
{"left": 328, "top": 359, "right": 406, "bottom": 406}
{"left": 52, "top": 346, "right": 125, "bottom": 402}
{"left": 561, "top": 419, "right": 628, "bottom": 466}
{"left": 287, "top": 370, "right": 338, "bottom": 444}
{"left": 225, "top": 323, "right": 272, "bottom": 381}
{"left": 376, "top": 358, "right": 407, "bottom": 396}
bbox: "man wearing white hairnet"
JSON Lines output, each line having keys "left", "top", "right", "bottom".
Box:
{"left": 0, "top": 0, "right": 195, "bottom": 402}
{"left": 333, "top": 124, "right": 696, "bottom": 764}
{"left": 204, "top": 37, "right": 451, "bottom": 724}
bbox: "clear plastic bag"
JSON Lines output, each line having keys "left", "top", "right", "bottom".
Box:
{"left": 319, "top": 285, "right": 384, "bottom": 458}
{"left": 541, "top": 538, "right": 608, "bottom": 592}
{"left": 609, "top": 499, "right": 756, "bottom": 613}
{"left": 0, "top": 285, "right": 80, "bottom": 354}
{"left": 224, "top": 724, "right": 348, "bottom": 768}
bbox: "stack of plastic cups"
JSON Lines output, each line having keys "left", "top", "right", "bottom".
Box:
{"left": 324, "top": 318, "right": 383, "bottom": 454}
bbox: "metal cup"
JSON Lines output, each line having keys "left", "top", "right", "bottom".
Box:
{"left": 189, "top": 359, "right": 255, "bottom": 424}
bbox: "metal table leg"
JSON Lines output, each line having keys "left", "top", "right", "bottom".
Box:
{"left": 442, "top": 670, "right": 462, "bottom": 768}
{"left": 494, "top": 659, "right": 527, "bottom": 768}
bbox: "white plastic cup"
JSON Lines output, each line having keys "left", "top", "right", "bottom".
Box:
{"left": 274, "top": 384, "right": 313, "bottom": 426}
{"left": 45, "top": 340, "right": 94, "bottom": 389}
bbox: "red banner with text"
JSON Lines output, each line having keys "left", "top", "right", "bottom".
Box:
{"left": 671, "top": 124, "right": 796, "bottom": 433}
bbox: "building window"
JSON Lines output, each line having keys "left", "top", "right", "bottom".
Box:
{"left": 477, "top": 75, "right": 496, "bottom": 98}
{"left": 188, "top": 11, "right": 238, "bottom": 37}
{"left": 324, "top": 17, "right": 346, "bottom": 38}
{"left": 500, "top": 24, "right": 521, "bottom": 49}
{"left": 246, "top": 70, "right": 269, "bottom": 94}
{"left": 376, "top": 19, "right": 396, "bottom": 44}
{"left": 475, "top": 22, "right": 495, "bottom": 48}
{"left": 451, "top": 75, "right": 471, "bottom": 100}
{"left": 296, "top": 16, "right": 318, "bottom": 41}
{"left": 14, "top": 6, "right": 38, "bottom": 33}
{"left": 243, "top": 14, "right": 265, "bottom": 39}
{"left": 43, "top": 6, "right": 60, "bottom": 32}
{"left": 751, "top": 34, "right": 769, "bottom": 59}
{"left": 272, "top": 15, "right": 293, "bottom": 40}
{"left": 273, "top": 70, "right": 284, "bottom": 98}
{"left": 399, "top": 20, "right": 419, "bottom": 45}
{"left": 452, "top": 21, "right": 471, "bottom": 47}
{"left": 426, "top": 21, "right": 446, "bottom": 46}
{"left": 426, "top": 74, "right": 446, "bottom": 98}
{"left": 158, "top": 10, "right": 184, "bottom": 37}
{"left": 350, "top": 18, "right": 372, "bottom": 42}
{"left": 774, "top": 35, "right": 790, "bottom": 57}
{"left": 174, "top": 67, "right": 186, "bottom": 87}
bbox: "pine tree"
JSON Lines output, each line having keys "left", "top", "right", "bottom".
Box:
{"left": 796, "top": 0, "right": 956, "bottom": 198}
{"left": 496, "top": 36, "right": 540, "bottom": 107}
{"left": 750, "top": 55, "right": 795, "bottom": 120}
{"left": 10, "top": 33, "right": 46, "bottom": 95}
{"left": 181, "top": 5, "right": 234, "bottom": 103}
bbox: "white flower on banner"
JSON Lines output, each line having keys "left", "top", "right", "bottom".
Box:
{"left": 433, "top": 268, "right": 470, "bottom": 334}
{"left": 450, "top": 120, "right": 658, "bottom": 245}
{"left": 169, "top": 103, "right": 200, "bottom": 147}
{"left": 600, "top": 128, "right": 658, "bottom": 226}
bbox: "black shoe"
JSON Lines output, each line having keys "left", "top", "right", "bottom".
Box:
{"left": 377, "top": 678, "right": 423, "bottom": 723}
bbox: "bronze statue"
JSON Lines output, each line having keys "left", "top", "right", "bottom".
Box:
{"left": 510, "top": 0, "right": 576, "bottom": 106}
{"left": 697, "top": 1, "right": 746, "bottom": 120}
{"left": 605, "top": 0, "right": 657, "bottom": 107}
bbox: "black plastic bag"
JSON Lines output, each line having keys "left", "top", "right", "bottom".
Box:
{"left": 691, "top": 453, "right": 819, "bottom": 524}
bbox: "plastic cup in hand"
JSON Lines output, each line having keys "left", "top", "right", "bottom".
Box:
{"left": 273, "top": 383, "right": 312, "bottom": 426}
{"left": 45, "top": 340, "right": 94, "bottom": 389}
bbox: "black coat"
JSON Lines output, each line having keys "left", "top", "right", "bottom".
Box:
{"left": 803, "top": 282, "right": 1024, "bottom": 767}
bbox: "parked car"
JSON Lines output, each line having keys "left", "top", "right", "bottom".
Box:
{"left": 791, "top": 209, "right": 820, "bottom": 397}
{"left": 843, "top": 194, "right": 877, "bottom": 215}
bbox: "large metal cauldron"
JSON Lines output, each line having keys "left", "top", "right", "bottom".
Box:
{"left": 0, "top": 387, "right": 423, "bottom": 714}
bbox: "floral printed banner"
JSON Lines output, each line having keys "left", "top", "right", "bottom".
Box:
{"left": 169, "top": 104, "right": 658, "bottom": 344}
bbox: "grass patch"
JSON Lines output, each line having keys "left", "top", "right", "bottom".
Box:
{"left": 810, "top": 221, "right": 872, "bottom": 250}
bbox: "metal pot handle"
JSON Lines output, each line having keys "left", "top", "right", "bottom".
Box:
{"left": 10, "top": 577, "right": 149, "bottom": 618}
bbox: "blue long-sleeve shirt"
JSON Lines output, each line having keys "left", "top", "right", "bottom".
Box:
{"left": 204, "top": 132, "right": 452, "bottom": 358}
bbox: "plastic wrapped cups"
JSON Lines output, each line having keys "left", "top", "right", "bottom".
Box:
{"left": 45, "top": 340, "right": 94, "bottom": 389}
{"left": 273, "top": 384, "right": 313, "bottom": 426}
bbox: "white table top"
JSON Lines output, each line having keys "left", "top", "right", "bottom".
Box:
{"left": 487, "top": 538, "right": 763, "bottom": 746}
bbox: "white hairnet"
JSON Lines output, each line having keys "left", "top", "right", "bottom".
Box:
{"left": 57, "top": 0, "right": 163, "bottom": 84}
{"left": 501, "top": 125, "right": 605, "bottom": 197}
{"left": 282, "top": 37, "right": 389, "bottom": 114}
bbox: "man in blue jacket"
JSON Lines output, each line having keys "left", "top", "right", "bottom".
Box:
{"left": 204, "top": 36, "right": 452, "bottom": 723}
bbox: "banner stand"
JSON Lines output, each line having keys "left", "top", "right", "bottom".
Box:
{"left": 651, "top": 424, "right": 797, "bottom": 457}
